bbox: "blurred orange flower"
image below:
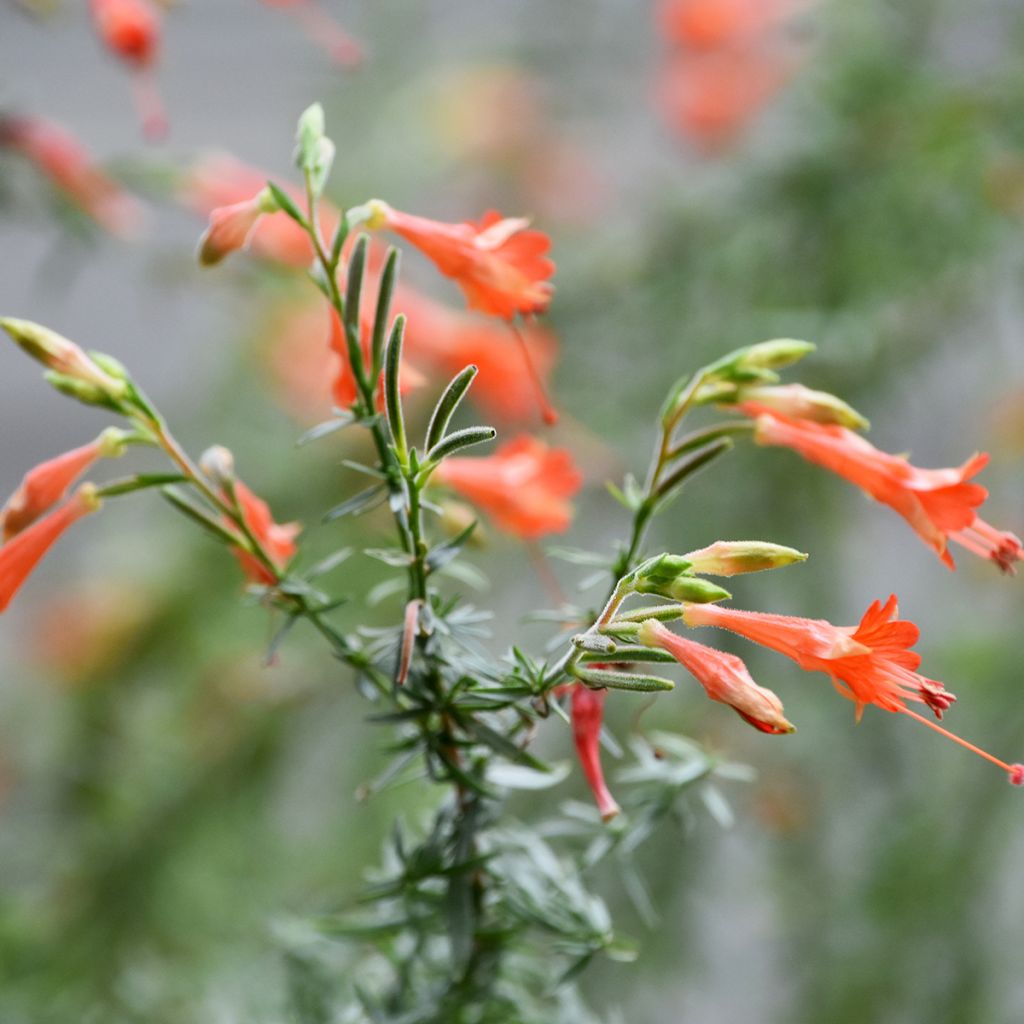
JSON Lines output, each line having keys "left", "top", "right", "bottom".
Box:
{"left": 260, "top": 0, "right": 363, "bottom": 67}
{"left": 1, "top": 431, "right": 122, "bottom": 541}
{"left": 89, "top": 0, "right": 166, "bottom": 139}
{"left": 182, "top": 153, "right": 339, "bottom": 268}
{"left": 0, "top": 116, "right": 143, "bottom": 237}
{"left": 0, "top": 488, "right": 100, "bottom": 613}
{"left": 432, "top": 435, "right": 582, "bottom": 539}
{"left": 230, "top": 480, "right": 300, "bottom": 585}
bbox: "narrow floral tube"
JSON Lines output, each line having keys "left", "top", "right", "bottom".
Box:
{"left": 1, "top": 430, "right": 124, "bottom": 541}
{"left": 0, "top": 488, "right": 101, "bottom": 613}
{"left": 639, "top": 618, "right": 794, "bottom": 733}
{"left": 568, "top": 682, "right": 621, "bottom": 822}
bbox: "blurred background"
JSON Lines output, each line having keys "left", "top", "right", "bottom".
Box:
{"left": 2, "top": 0, "right": 1024, "bottom": 1020}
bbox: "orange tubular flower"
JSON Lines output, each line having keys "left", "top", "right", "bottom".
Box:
{"left": 0, "top": 117, "right": 142, "bottom": 237}
{"left": 1, "top": 430, "right": 124, "bottom": 541}
{"left": 89, "top": 0, "right": 166, "bottom": 140}
{"left": 432, "top": 436, "right": 582, "bottom": 540}
{"left": 638, "top": 619, "right": 794, "bottom": 734}
{"left": 566, "top": 682, "right": 620, "bottom": 822}
{"left": 231, "top": 481, "right": 301, "bottom": 585}
{"left": 368, "top": 202, "right": 555, "bottom": 320}
{"left": 684, "top": 597, "right": 1024, "bottom": 784}
{"left": 744, "top": 405, "right": 1023, "bottom": 573}
{"left": 0, "top": 487, "right": 101, "bottom": 613}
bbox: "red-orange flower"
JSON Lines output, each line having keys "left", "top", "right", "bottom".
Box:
{"left": 432, "top": 436, "right": 582, "bottom": 540}
{"left": 2, "top": 431, "right": 123, "bottom": 542}
{"left": 89, "top": 0, "right": 166, "bottom": 139}
{"left": 0, "top": 487, "right": 101, "bottom": 613}
{"left": 656, "top": 46, "right": 795, "bottom": 149}
{"left": 198, "top": 192, "right": 277, "bottom": 267}
{"left": 745, "top": 404, "right": 1022, "bottom": 572}
{"left": 368, "top": 202, "right": 555, "bottom": 320}
{"left": 683, "top": 596, "right": 1024, "bottom": 784}
{"left": 230, "top": 481, "right": 301, "bottom": 585}
{"left": 260, "top": 0, "right": 363, "bottom": 67}
{"left": 182, "top": 154, "right": 339, "bottom": 268}
{"left": 657, "top": 0, "right": 806, "bottom": 51}
{"left": 639, "top": 619, "right": 794, "bottom": 734}
{"left": 0, "top": 116, "right": 143, "bottom": 237}
{"left": 553, "top": 681, "right": 620, "bottom": 821}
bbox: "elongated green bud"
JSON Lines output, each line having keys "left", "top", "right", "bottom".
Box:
{"left": 630, "top": 553, "right": 732, "bottom": 603}
{"left": 3, "top": 318, "right": 128, "bottom": 401}
{"left": 736, "top": 384, "right": 869, "bottom": 430}
{"left": 684, "top": 540, "right": 808, "bottom": 576}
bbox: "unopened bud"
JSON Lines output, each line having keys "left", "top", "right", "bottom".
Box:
{"left": 684, "top": 540, "right": 808, "bottom": 577}
{"left": 736, "top": 384, "right": 869, "bottom": 431}
{"left": 705, "top": 339, "right": 816, "bottom": 385}
{"left": 631, "top": 553, "right": 731, "bottom": 603}
{"left": 2, "top": 318, "right": 128, "bottom": 401}
{"left": 97, "top": 427, "right": 130, "bottom": 459}
{"left": 199, "top": 445, "right": 236, "bottom": 489}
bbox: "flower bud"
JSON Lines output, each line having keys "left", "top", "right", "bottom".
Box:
{"left": 684, "top": 540, "right": 808, "bottom": 577}
{"left": 735, "top": 383, "right": 869, "bottom": 431}
{"left": 197, "top": 188, "right": 279, "bottom": 266}
{"left": 638, "top": 619, "right": 795, "bottom": 735}
{"left": 2, "top": 318, "right": 129, "bottom": 401}
{"left": 731, "top": 339, "right": 816, "bottom": 372}
{"left": 199, "top": 445, "right": 236, "bottom": 489}
{"left": 631, "top": 553, "right": 731, "bottom": 604}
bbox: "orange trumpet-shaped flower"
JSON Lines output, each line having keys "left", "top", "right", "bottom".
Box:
{"left": 230, "top": 481, "right": 301, "bottom": 585}
{"left": 89, "top": 0, "right": 166, "bottom": 139}
{"left": 745, "top": 405, "right": 1023, "bottom": 573}
{"left": 0, "top": 116, "right": 143, "bottom": 237}
{"left": 638, "top": 619, "right": 794, "bottom": 734}
{"left": 367, "top": 201, "right": 555, "bottom": 320}
{"left": 564, "top": 682, "right": 620, "bottom": 822}
{"left": 683, "top": 596, "right": 1024, "bottom": 784}
{"left": 0, "top": 487, "right": 101, "bottom": 613}
{"left": 432, "top": 436, "right": 582, "bottom": 540}
{"left": 2, "top": 430, "right": 124, "bottom": 541}
{"left": 260, "top": 0, "right": 364, "bottom": 67}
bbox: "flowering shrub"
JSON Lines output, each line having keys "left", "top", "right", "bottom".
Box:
{"left": 1, "top": 102, "right": 1022, "bottom": 1020}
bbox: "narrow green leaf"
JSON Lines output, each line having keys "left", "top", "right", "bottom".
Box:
{"left": 422, "top": 426, "right": 496, "bottom": 469}
{"left": 265, "top": 181, "right": 306, "bottom": 227}
{"left": 652, "top": 438, "right": 733, "bottom": 511}
{"left": 425, "top": 364, "right": 478, "bottom": 452}
{"left": 161, "top": 486, "right": 241, "bottom": 546}
{"left": 296, "top": 413, "right": 355, "bottom": 446}
{"left": 370, "top": 248, "right": 399, "bottom": 377}
{"left": 425, "top": 519, "right": 478, "bottom": 573}
{"left": 95, "top": 472, "right": 187, "bottom": 498}
{"left": 322, "top": 484, "right": 386, "bottom": 522}
{"left": 383, "top": 314, "right": 408, "bottom": 460}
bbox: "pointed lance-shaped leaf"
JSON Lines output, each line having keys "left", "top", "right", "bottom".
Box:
{"left": 383, "top": 314, "right": 408, "bottom": 461}
{"left": 422, "top": 426, "right": 497, "bottom": 471}
{"left": 371, "top": 247, "right": 399, "bottom": 377}
{"left": 425, "top": 364, "right": 478, "bottom": 452}
{"left": 572, "top": 665, "right": 675, "bottom": 693}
